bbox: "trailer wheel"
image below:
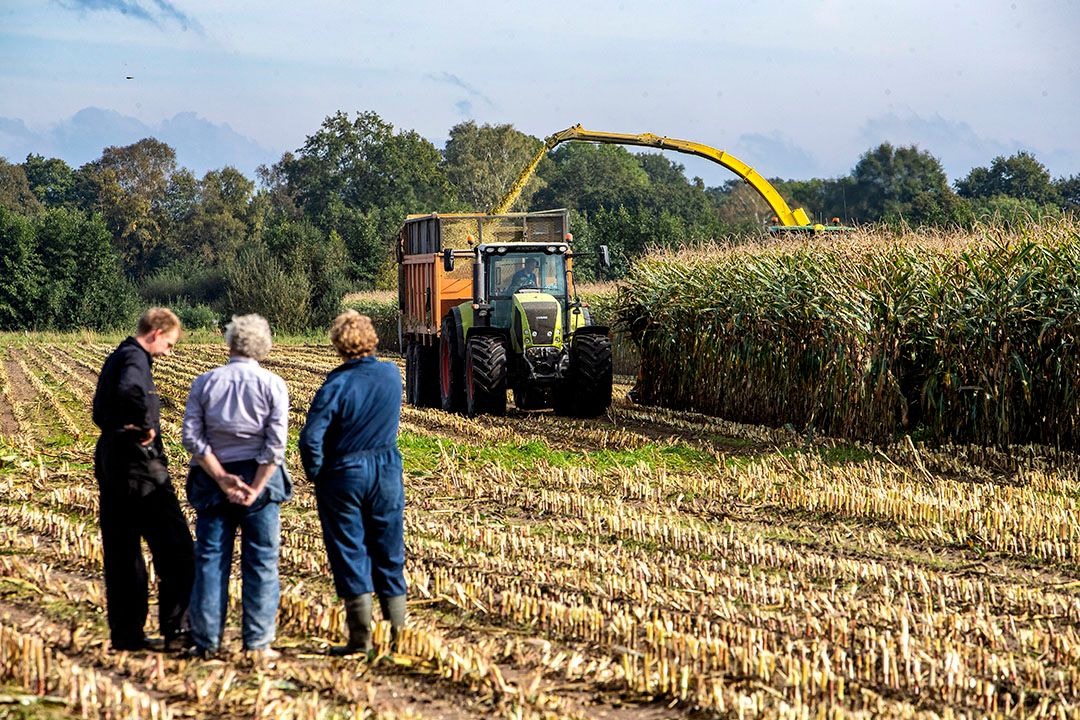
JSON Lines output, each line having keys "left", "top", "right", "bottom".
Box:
{"left": 405, "top": 342, "right": 418, "bottom": 406}
{"left": 439, "top": 316, "right": 465, "bottom": 412}
{"left": 554, "top": 333, "right": 612, "bottom": 418}
{"left": 408, "top": 342, "right": 441, "bottom": 408}
{"left": 465, "top": 335, "right": 507, "bottom": 417}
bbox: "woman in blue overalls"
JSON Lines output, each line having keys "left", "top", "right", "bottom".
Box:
{"left": 299, "top": 310, "right": 406, "bottom": 655}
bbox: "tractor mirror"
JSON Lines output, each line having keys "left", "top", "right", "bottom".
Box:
{"left": 599, "top": 245, "right": 611, "bottom": 268}
{"left": 442, "top": 248, "right": 455, "bottom": 272}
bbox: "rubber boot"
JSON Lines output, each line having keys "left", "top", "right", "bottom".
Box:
{"left": 329, "top": 593, "right": 373, "bottom": 656}
{"left": 379, "top": 594, "right": 407, "bottom": 649}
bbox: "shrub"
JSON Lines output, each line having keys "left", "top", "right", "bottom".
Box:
{"left": 224, "top": 243, "right": 311, "bottom": 333}
{"left": 172, "top": 301, "right": 220, "bottom": 331}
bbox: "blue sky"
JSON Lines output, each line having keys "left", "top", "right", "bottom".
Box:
{"left": 1, "top": 0, "right": 1078, "bottom": 184}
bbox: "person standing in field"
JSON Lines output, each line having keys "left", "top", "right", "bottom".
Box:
{"left": 92, "top": 307, "right": 195, "bottom": 652}
{"left": 181, "top": 314, "right": 291, "bottom": 659}
{"left": 299, "top": 310, "right": 406, "bottom": 656}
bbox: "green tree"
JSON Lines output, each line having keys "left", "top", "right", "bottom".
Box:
{"left": 956, "top": 151, "right": 1060, "bottom": 205}
{"left": 707, "top": 178, "right": 777, "bottom": 229}
{"left": 532, "top": 143, "right": 649, "bottom": 213}
{"left": 70, "top": 160, "right": 105, "bottom": 214}
{"left": 177, "top": 167, "right": 257, "bottom": 264}
{"left": 324, "top": 204, "right": 403, "bottom": 289}
{"left": 21, "top": 154, "right": 75, "bottom": 208}
{"left": 848, "top": 143, "right": 967, "bottom": 225}
{"left": 34, "top": 208, "right": 136, "bottom": 329}
{"left": 968, "top": 195, "right": 1062, "bottom": 227}
{"left": 94, "top": 138, "right": 178, "bottom": 277}
{"left": 575, "top": 206, "right": 692, "bottom": 281}
{"left": 160, "top": 168, "right": 200, "bottom": 254}
{"left": 255, "top": 157, "right": 301, "bottom": 220}
{"left": 278, "top": 110, "right": 452, "bottom": 220}
{"left": 1056, "top": 174, "right": 1080, "bottom": 212}
{"left": 0, "top": 159, "right": 44, "bottom": 215}
{"left": 635, "top": 153, "right": 688, "bottom": 186}
{"left": 224, "top": 242, "right": 311, "bottom": 333}
{"left": 629, "top": 153, "right": 720, "bottom": 229}
{"left": 775, "top": 176, "right": 857, "bottom": 224}
{"left": 263, "top": 219, "right": 350, "bottom": 327}
{"left": 0, "top": 207, "right": 42, "bottom": 328}
{"left": 271, "top": 110, "right": 454, "bottom": 287}
{"left": 442, "top": 121, "right": 546, "bottom": 212}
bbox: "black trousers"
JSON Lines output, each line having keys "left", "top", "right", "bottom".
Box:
{"left": 99, "top": 484, "right": 195, "bottom": 645}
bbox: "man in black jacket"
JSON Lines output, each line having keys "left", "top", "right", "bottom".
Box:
{"left": 93, "top": 307, "right": 195, "bottom": 652}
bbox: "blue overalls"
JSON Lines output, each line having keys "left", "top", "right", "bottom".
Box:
{"left": 299, "top": 356, "right": 405, "bottom": 599}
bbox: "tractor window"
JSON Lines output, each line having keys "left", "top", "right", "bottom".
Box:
{"left": 487, "top": 251, "right": 567, "bottom": 327}
{"left": 488, "top": 252, "right": 566, "bottom": 300}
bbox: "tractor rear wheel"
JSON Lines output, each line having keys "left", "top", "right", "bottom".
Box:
{"left": 554, "top": 333, "right": 612, "bottom": 418}
{"left": 439, "top": 316, "right": 465, "bottom": 412}
{"left": 465, "top": 335, "right": 507, "bottom": 417}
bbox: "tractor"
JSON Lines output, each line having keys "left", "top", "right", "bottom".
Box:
{"left": 397, "top": 210, "right": 613, "bottom": 417}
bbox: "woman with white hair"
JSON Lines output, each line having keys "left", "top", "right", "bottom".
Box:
{"left": 181, "top": 314, "right": 291, "bottom": 659}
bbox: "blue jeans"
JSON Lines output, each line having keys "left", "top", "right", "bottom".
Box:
{"left": 315, "top": 448, "right": 406, "bottom": 599}
{"left": 189, "top": 500, "right": 281, "bottom": 651}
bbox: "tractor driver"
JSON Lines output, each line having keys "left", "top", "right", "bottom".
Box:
{"left": 506, "top": 258, "right": 540, "bottom": 295}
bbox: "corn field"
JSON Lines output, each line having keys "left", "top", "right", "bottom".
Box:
{"left": 617, "top": 221, "right": 1080, "bottom": 446}
{"left": 0, "top": 333, "right": 1078, "bottom": 719}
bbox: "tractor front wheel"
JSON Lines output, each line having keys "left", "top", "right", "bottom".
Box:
{"left": 465, "top": 335, "right": 507, "bottom": 417}
{"left": 554, "top": 333, "right": 613, "bottom": 418}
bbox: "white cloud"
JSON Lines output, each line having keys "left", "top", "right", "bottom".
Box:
{"left": 0, "top": 107, "right": 278, "bottom": 175}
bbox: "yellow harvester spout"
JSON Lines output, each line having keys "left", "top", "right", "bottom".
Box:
{"left": 490, "top": 124, "right": 813, "bottom": 228}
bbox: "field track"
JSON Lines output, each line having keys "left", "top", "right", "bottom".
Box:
{"left": 0, "top": 340, "right": 1078, "bottom": 719}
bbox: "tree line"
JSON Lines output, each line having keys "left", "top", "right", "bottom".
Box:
{"left": 1, "top": 110, "right": 1077, "bottom": 331}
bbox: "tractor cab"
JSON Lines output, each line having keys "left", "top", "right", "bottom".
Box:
{"left": 400, "top": 209, "right": 612, "bottom": 418}
{"left": 481, "top": 244, "right": 569, "bottom": 328}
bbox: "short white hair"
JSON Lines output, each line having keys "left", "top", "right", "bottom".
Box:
{"left": 225, "top": 314, "right": 272, "bottom": 361}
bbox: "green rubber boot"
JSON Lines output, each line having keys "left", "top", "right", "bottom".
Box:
{"left": 329, "top": 593, "right": 373, "bottom": 656}
{"left": 379, "top": 594, "right": 407, "bottom": 649}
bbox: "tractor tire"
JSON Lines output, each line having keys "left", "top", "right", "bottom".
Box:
{"left": 554, "top": 333, "right": 613, "bottom": 418}
{"left": 465, "top": 335, "right": 507, "bottom": 417}
{"left": 439, "top": 316, "right": 465, "bottom": 412}
{"left": 404, "top": 342, "right": 418, "bottom": 406}
{"left": 412, "top": 343, "right": 440, "bottom": 408}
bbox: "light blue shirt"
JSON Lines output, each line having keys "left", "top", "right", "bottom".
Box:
{"left": 182, "top": 357, "right": 289, "bottom": 467}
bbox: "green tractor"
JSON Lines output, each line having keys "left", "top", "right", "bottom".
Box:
{"left": 436, "top": 238, "right": 613, "bottom": 417}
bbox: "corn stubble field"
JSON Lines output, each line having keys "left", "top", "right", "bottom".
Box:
{"left": 1, "top": 235, "right": 1080, "bottom": 718}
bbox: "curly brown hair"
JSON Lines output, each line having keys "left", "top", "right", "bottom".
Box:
{"left": 329, "top": 310, "right": 379, "bottom": 359}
